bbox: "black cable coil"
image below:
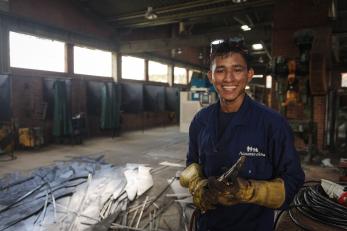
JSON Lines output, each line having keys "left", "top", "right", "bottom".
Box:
{"left": 285, "top": 183, "right": 347, "bottom": 230}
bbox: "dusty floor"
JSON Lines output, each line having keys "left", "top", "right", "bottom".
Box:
{"left": 0, "top": 126, "right": 344, "bottom": 231}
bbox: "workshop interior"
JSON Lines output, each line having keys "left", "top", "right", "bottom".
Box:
{"left": 0, "top": 0, "right": 347, "bottom": 230}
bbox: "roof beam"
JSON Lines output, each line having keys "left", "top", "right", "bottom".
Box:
{"left": 109, "top": 0, "right": 274, "bottom": 28}
{"left": 119, "top": 27, "right": 270, "bottom": 53}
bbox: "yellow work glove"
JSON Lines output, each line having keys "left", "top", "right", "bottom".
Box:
{"left": 180, "top": 163, "right": 217, "bottom": 211}
{"left": 208, "top": 177, "right": 285, "bottom": 209}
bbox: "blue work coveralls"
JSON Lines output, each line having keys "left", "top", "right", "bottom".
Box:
{"left": 187, "top": 95, "right": 305, "bottom": 231}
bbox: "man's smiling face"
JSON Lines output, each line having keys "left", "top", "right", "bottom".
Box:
{"left": 208, "top": 52, "right": 253, "bottom": 111}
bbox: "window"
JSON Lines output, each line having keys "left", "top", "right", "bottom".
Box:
{"left": 148, "top": 61, "right": 169, "bottom": 83}
{"left": 122, "top": 56, "right": 145, "bottom": 80}
{"left": 74, "top": 46, "right": 112, "bottom": 77}
{"left": 9, "top": 31, "right": 65, "bottom": 72}
{"left": 174, "top": 66, "right": 187, "bottom": 84}
{"left": 342, "top": 73, "right": 347, "bottom": 88}
{"left": 189, "top": 69, "right": 201, "bottom": 82}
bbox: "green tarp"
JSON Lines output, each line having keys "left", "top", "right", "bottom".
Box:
{"left": 100, "top": 83, "right": 121, "bottom": 131}
{"left": 52, "top": 80, "right": 72, "bottom": 137}
{"left": 0, "top": 75, "right": 11, "bottom": 121}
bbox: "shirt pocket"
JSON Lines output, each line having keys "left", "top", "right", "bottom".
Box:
{"left": 241, "top": 156, "right": 273, "bottom": 180}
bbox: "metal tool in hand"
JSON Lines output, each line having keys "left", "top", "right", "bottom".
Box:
{"left": 217, "top": 155, "right": 246, "bottom": 186}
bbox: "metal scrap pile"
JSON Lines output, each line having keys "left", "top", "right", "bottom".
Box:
{"left": 0, "top": 156, "right": 167, "bottom": 231}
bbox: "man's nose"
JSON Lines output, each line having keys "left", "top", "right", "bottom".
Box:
{"left": 224, "top": 69, "right": 235, "bottom": 81}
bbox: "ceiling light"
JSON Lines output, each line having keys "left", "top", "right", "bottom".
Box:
{"left": 211, "top": 39, "right": 224, "bottom": 45}
{"left": 245, "top": 85, "right": 250, "bottom": 90}
{"left": 177, "top": 48, "right": 182, "bottom": 54}
{"left": 252, "top": 43, "right": 263, "bottom": 50}
{"left": 241, "top": 25, "right": 251, "bottom": 31}
{"left": 145, "top": 6, "right": 157, "bottom": 20}
{"left": 253, "top": 74, "right": 263, "bottom": 78}
{"left": 232, "top": 0, "right": 247, "bottom": 3}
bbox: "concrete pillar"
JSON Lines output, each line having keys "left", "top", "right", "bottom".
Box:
{"left": 0, "top": 16, "right": 9, "bottom": 74}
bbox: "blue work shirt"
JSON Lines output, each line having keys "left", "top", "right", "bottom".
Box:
{"left": 187, "top": 95, "right": 305, "bottom": 231}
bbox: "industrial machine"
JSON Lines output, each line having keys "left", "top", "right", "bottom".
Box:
{"left": 179, "top": 72, "right": 217, "bottom": 133}
{"left": 18, "top": 127, "right": 44, "bottom": 148}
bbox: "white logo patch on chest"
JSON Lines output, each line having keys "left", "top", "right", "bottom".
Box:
{"left": 239, "top": 145, "right": 266, "bottom": 157}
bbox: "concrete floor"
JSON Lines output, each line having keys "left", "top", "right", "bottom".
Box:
{"left": 0, "top": 126, "right": 343, "bottom": 231}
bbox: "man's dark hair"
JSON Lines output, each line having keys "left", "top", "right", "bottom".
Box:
{"left": 210, "top": 39, "right": 253, "bottom": 70}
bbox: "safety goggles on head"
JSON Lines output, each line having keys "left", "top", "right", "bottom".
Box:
{"left": 210, "top": 38, "right": 249, "bottom": 56}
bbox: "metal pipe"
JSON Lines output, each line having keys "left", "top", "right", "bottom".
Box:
{"left": 110, "top": 0, "right": 239, "bottom": 21}
{"left": 246, "top": 14, "right": 254, "bottom": 26}
{"left": 110, "top": 0, "right": 274, "bottom": 28}
{"left": 260, "top": 40, "right": 272, "bottom": 60}
{"left": 233, "top": 16, "right": 247, "bottom": 25}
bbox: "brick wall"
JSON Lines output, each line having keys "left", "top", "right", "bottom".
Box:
{"left": 10, "top": 0, "right": 113, "bottom": 38}
{"left": 11, "top": 75, "right": 44, "bottom": 127}
{"left": 10, "top": 72, "right": 178, "bottom": 142}
{"left": 271, "top": 0, "right": 331, "bottom": 151}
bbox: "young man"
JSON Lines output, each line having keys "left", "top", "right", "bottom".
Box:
{"left": 180, "top": 39, "right": 305, "bottom": 231}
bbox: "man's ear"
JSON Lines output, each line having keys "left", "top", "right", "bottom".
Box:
{"left": 247, "top": 68, "right": 254, "bottom": 83}
{"left": 208, "top": 71, "right": 214, "bottom": 84}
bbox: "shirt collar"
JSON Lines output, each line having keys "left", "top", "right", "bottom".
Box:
{"left": 206, "top": 94, "right": 252, "bottom": 148}
{"left": 214, "top": 94, "right": 252, "bottom": 126}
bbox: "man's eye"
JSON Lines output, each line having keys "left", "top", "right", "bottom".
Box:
{"left": 234, "top": 68, "right": 243, "bottom": 73}
{"left": 215, "top": 68, "right": 224, "bottom": 73}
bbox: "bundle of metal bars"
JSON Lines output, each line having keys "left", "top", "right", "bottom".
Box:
{"left": 0, "top": 156, "right": 181, "bottom": 231}
{"left": 0, "top": 156, "right": 129, "bottom": 231}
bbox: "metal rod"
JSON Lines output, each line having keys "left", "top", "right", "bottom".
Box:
{"left": 110, "top": 223, "right": 144, "bottom": 231}
{"left": 129, "top": 207, "right": 139, "bottom": 227}
{"left": 68, "top": 173, "right": 92, "bottom": 231}
{"left": 135, "top": 196, "right": 149, "bottom": 228}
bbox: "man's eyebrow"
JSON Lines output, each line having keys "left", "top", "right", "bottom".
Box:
{"left": 215, "top": 65, "right": 226, "bottom": 68}
{"left": 232, "top": 64, "right": 245, "bottom": 68}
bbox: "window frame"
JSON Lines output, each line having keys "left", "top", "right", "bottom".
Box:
{"left": 147, "top": 60, "right": 170, "bottom": 84}
{"left": 73, "top": 45, "right": 113, "bottom": 78}
{"left": 121, "top": 55, "right": 146, "bottom": 81}
{"left": 173, "top": 66, "right": 188, "bottom": 85}
{"left": 9, "top": 31, "right": 66, "bottom": 73}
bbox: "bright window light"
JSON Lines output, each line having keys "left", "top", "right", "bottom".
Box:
{"left": 174, "top": 66, "right": 187, "bottom": 85}
{"left": 252, "top": 43, "right": 263, "bottom": 50}
{"left": 122, "top": 56, "right": 145, "bottom": 80}
{"left": 253, "top": 74, "right": 263, "bottom": 78}
{"left": 189, "top": 69, "right": 200, "bottom": 82}
{"left": 9, "top": 31, "right": 65, "bottom": 72}
{"left": 148, "top": 61, "right": 169, "bottom": 83}
{"left": 241, "top": 25, "right": 251, "bottom": 31}
{"left": 266, "top": 75, "right": 272, "bottom": 89}
{"left": 74, "top": 46, "right": 112, "bottom": 77}
{"left": 342, "top": 73, "right": 347, "bottom": 88}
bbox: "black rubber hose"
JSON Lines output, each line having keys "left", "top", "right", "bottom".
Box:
{"left": 276, "top": 183, "right": 347, "bottom": 230}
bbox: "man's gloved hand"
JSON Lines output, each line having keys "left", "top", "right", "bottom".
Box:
{"left": 180, "top": 163, "right": 217, "bottom": 211}
{"left": 208, "top": 176, "right": 285, "bottom": 209}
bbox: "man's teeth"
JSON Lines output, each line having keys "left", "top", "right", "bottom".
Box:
{"left": 223, "top": 86, "right": 236, "bottom": 89}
